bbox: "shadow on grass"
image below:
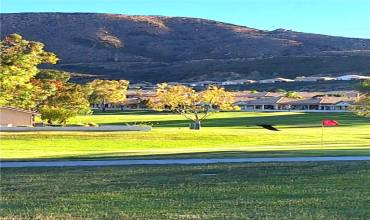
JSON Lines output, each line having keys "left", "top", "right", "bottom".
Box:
{"left": 96, "top": 112, "right": 370, "bottom": 128}
{"left": 4, "top": 148, "right": 370, "bottom": 162}
{"left": 93, "top": 110, "right": 167, "bottom": 115}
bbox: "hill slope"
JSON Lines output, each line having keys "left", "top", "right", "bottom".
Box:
{"left": 1, "top": 13, "right": 370, "bottom": 82}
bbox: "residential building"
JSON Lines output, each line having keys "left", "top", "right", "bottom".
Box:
{"left": 294, "top": 76, "right": 336, "bottom": 82}
{"left": 235, "top": 95, "right": 355, "bottom": 112}
{"left": 0, "top": 106, "right": 39, "bottom": 127}
{"left": 128, "top": 82, "right": 154, "bottom": 89}
{"left": 336, "top": 74, "right": 370, "bottom": 81}
{"left": 258, "top": 78, "right": 294, "bottom": 84}
{"left": 91, "top": 89, "right": 156, "bottom": 110}
{"left": 189, "top": 81, "right": 219, "bottom": 87}
{"left": 221, "top": 79, "right": 256, "bottom": 86}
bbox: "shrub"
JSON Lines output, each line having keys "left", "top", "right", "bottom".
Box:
{"left": 88, "top": 122, "right": 99, "bottom": 127}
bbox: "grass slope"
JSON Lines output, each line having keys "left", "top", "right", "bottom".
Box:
{"left": 1, "top": 162, "right": 370, "bottom": 219}
{"left": 1, "top": 111, "right": 369, "bottom": 160}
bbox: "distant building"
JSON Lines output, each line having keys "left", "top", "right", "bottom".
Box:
{"left": 0, "top": 106, "right": 39, "bottom": 127}
{"left": 189, "top": 81, "right": 219, "bottom": 87}
{"left": 91, "top": 98, "right": 145, "bottom": 111}
{"left": 258, "top": 78, "right": 294, "bottom": 84}
{"left": 167, "top": 82, "right": 189, "bottom": 86}
{"left": 235, "top": 97, "right": 283, "bottom": 111}
{"left": 319, "top": 77, "right": 337, "bottom": 81}
{"left": 294, "top": 76, "right": 336, "bottom": 82}
{"left": 235, "top": 94, "right": 355, "bottom": 112}
{"left": 295, "top": 76, "right": 318, "bottom": 82}
{"left": 91, "top": 89, "right": 156, "bottom": 111}
{"left": 221, "top": 79, "right": 256, "bottom": 85}
{"left": 128, "top": 82, "right": 154, "bottom": 89}
{"left": 336, "top": 75, "right": 370, "bottom": 81}
{"left": 90, "top": 88, "right": 359, "bottom": 113}
{"left": 221, "top": 80, "right": 244, "bottom": 86}
{"left": 244, "top": 80, "right": 257, "bottom": 84}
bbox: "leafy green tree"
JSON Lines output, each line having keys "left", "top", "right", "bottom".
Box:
{"left": 351, "top": 79, "right": 370, "bottom": 117}
{"left": 358, "top": 79, "right": 370, "bottom": 93}
{"left": 150, "top": 84, "right": 238, "bottom": 129}
{"left": 0, "top": 34, "right": 58, "bottom": 108}
{"left": 88, "top": 79, "right": 129, "bottom": 111}
{"left": 39, "top": 83, "right": 92, "bottom": 125}
{"left": 26, "top": 70, "right": 72, "bottom": 110}
{"left": 36, "top": 69, "right": 71, "bottom": 82}
{"left": 285, "top": 91, "right": 302, "bottom": 99}
{"left": 275, "top": 89, "right": 286, "bottom": 93}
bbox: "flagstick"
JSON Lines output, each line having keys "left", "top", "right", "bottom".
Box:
{"left": 321, "top": 124, "right": 324, "bottom": 147}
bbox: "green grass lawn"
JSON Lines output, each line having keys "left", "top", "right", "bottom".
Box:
{"left": 1, "top": 162, "right": 370, "bottom": 219}
{"left": 1, "top": 111, "right": 369, "bottom": 160}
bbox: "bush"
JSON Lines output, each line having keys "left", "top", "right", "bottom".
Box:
{"left": 70, "top": 123, "right": 86, "bottom": 127}
{"left": 125, "top": 121, "right": 153, "bottom": 127}
{"left": 88, "top": 122, "right": 99, "bottom": 127}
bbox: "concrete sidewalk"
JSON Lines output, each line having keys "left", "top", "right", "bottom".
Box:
{"left": 0, "top": 125, "right": 151, "bottom": 132}
{"left": 1, "top": 156, "right": 370, "bottom": 168}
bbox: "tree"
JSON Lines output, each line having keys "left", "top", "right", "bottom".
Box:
{"left": 275, "top": 88, "right": 286, "bottom": 93}
{"left": 0, "top": 34, "right": 58, "bottom": 108}
{"left": 26, "top": 70, "right": 72, "bottom": 110}
{"left": 150, "top": 84, "right": 238, "bottom": 129}
{"left": 351, "top": 79, "right": 370, "bottom": 117}
{"left": 35, "top": 69, "right": 71, "bottom": 82}
{"left": 285, "top": 91, "right": 302, "bottom": 99}
{"left": 358, "top": 79, "right": 370, "bottom": 93}
{"left": 88, "top": 79, "right": 129, "bottom": 111}
{"left": 351, "top": 96, "right": 370, "bottom": 117}
{"left": 39, "top": 83, "right": 92, "bottom": 125}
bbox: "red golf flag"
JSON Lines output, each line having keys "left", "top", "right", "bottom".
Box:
{"left": 322, "top": 119, "right": 338, "bottom": 127}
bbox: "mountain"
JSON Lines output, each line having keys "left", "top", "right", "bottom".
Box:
{"left": 1, "top": 12, "right": 370, "bottom": 83}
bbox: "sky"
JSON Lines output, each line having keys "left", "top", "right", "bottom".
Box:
{"left": 1, "top": 0, "right": 369, "bottom": 39}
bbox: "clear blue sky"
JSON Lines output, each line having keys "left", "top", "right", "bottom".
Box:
{"left": 1, "top": 0, "right": 369, "bottom": 39}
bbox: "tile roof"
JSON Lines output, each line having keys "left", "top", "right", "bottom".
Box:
{"left": 285, "top": 98, "right": 322, "bottom": 105}
{"left": 240, "top": 96, "right": 283, "bottom": 105}
{"left": 0, "top": 106, "right": 40, "bottom": 115}
{"left": 319, "top": 96, "right": 353, "bottom": 104}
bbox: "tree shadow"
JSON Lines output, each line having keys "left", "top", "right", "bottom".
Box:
{"left": 92, "top": 110, "right": 167, "bottom": 115}
{"left": 4, "top": 148, "right": 370, "bottom": 162}
{"left": 96, "top": 112, "right": 370, "bottom": 128}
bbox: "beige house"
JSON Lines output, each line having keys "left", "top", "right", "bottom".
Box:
{"left": 258, "top": 78, "right": 294, "bottom": 84}
{"left": 235, "top": 96, "right": 355, "bottom": 112}
{"left": 0, "top": 106, "right": 39, "bottom": 127}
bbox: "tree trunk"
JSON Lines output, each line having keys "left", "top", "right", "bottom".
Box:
{"left": 101, "top": 100, "right": 106, "bottom": 112}
{"left": 189, "top": 120, "right": 201, "bottom": 130}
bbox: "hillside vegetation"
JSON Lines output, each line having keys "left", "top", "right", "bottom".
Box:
{"left": 1, "top": 13, "right": 370, "bottom": 82}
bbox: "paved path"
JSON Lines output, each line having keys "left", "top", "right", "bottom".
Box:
{"left": 1, "top": 156, "right": 370, "bottom": 168}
